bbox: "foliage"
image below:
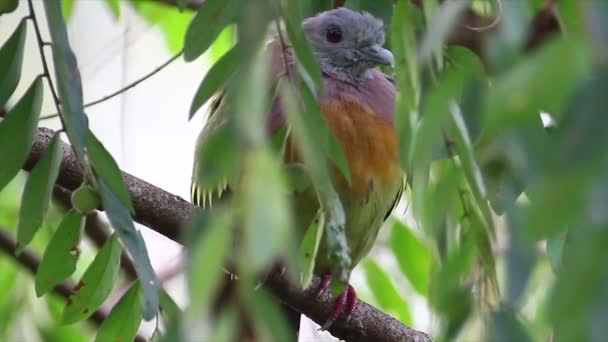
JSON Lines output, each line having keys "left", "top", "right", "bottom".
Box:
{"left": 0, "top": 0, "right": 607, "bottom": 341}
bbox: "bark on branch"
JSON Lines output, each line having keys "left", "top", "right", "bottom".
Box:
{"left": 22, "top": 127, "right": 431, "bottom": 342}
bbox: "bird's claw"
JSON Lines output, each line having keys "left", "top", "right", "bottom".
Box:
{"left": 317, "top": 274, "right": 358, "bottom": 330}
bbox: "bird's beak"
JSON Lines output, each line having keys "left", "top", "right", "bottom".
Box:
{"left": 361, "top": 44, "right": 394, "bottom": 67}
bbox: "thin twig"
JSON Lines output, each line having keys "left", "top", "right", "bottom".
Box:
{"left": 40, "top": 50, "right": 183, "bottom": 121}
{"left": 0, "top": 228, "right": 147, "bottom": 342}
{"left": 27, "top": 0, "right": 68, "bottom": 131}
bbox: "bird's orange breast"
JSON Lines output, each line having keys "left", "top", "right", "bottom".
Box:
{"left": 320, "top": 97, "right": 400, "bottom": 200}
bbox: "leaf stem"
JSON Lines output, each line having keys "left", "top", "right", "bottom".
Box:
{"left": 26, "top": 0, "right": 68, "bottom": 131}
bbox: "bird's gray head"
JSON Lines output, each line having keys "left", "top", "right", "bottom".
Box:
{"left": 302, "top": 7, "right": 393, "bottom": 80}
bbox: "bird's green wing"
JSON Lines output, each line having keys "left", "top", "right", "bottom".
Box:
{"left": 190, "top": 92, "right": 234, "bottom": 208}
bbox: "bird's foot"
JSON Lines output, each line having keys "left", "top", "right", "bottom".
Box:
{"left": 317, "top": 274, "right": 358, "bottom": 330}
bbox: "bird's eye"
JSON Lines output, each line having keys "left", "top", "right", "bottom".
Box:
{"left": 325, "top": 26, "right": 343, "bottom": 43}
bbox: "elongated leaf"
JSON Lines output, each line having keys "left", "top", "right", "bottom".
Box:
{"left": 390, "top": 221, "right": 432, "bottom": 295}
{"left": 97, "top": 180, "right": 159, "bottom": 320}
{"left": 95, "top": 282, "right": 143, "bottom": 342}
{"left": 0, "top": 77, "right": 43, "bottom": 192}
{"left": 299, "top": 210, "right": 324, "bottom": 289}
{"left": 35, "top": 210, "right": 83, "bottom": 296}
{"left": 363, "top": 258, "right": 413, "bottom": 326}
{"left": 105, "top": 0, "right": 120, "bottom": 19}
{"left": 0, "top": 0, "right": 18, "bottom": 14}
{"left": 61, "top": 0, "right": 75, "bottom": 20}
{"left": 62, "top": 234, "right": 121, "bottom": 324}
{"left": 159, "top": 288, "right": 181, "bottom": 320}
{"left": 87, "top": 130, "right": 134, "bottom": 213}
{"left": 449, "top": 103, "right": 495, "bottom": 233}
{"left": 242, "top": 149, "right": 293, "bottom": 272}
{"left": 183, "top": 0, "right": 236, "bottom": 61}
{"left": 490, "top": 308, "right": 534, "bottom": 342}
{"left": 188, "top": 211, "right": 232, "bottom": 314}
{"left": 17, "top": 134, "right": 64, "bottom": 252}
{"left": 189, "top": 44, "right": 240, "bottom": 119}
{"left": 44, "top": 0, "right": 89, "bottom": 162}
{"left": 418, "top": 0, "right": 468, "bottom": 67}
{"left": 0, "top": 20, "right": 26, "bottom": 107}
{"left": 282, "top": 1, "right": 324, "bottom": 89}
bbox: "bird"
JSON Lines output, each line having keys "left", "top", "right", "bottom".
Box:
{"left": 191, "top": 6, "right": 402, "bottom": 339}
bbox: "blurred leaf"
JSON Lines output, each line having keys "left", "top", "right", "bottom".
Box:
{"left": 489, "top": 308, "right": 534, "bottom": 342}
{"left": 62, "top": 234, "right": 121, "bottom": 324}
{"left": 211, "top": 24, "right": 235, "bottom": 62}
{"left": 188, "top": 211, "right": 232, "bottom": 315}
{"left": 282, "top": 0, "right": 324, "bottom": 89}
{"left": 299, "top": 209, "right": 324, "bottom": 289}
{"left": 418, "top": 0, "right": 468, "bottom": 67}
{"left": 249, "top": 289, "right": 293, "bottom": 342}
{"left": 159, "top": 288, "right": 181, "bottom": 321}
{"left": 0, "top": 0, "right": 18, "bottom": 14}
{"left": 131, "top": 1, "right": 194, "bottom": 53}
{"left": 390, "top": 221, "right": 432, "bottom": 296}
{"left": 482, "top": 38, "right": 588, "bottom": 138}
{"left": 505, "top": 207, "right": 537, "bottom": 307}
{"left": 183, "top": 0, "right": 236, "bottom": 61}
{"left": 449, "top": 103, "right": 495, "bottom": 234}
{"left": 546, "top": 234, "right": 566, "bottom": 272}
{"left": 35, "top": 210, "right": 83, "bottom": 297}
{"left": 0, "top": 78, "right": 43, "bottom": 192}
{"left": 552, "top": 68, "right": 608, "bottom": 172}
{"left": 0, "top": 20, "right": 26, "bottom": 107}
{"left": 97, "top": 180, "right": 159, "bottom": 320}
{"left": 177, "top": 0, "right": 188, "bottom": 12}
{"left": 208, "top": 307, "right": 236, "bottom": 342}
{"left": 44, "top": 0, "right": 89, "bottom": 162}
{"left": 242, "top": 149, "right": 293, "bottom": 271}
{"left": 61, "top": 0, "right": 75, "bottom": 20}
{"left": 189, "top": 44, "right": 239, "bottom": 118}
{"left": 363, "top": 258, "right": 413, "bottom": 325}
{"left": 391, "top": 0, "right": 420, "bottom": 169}
{"left": 345, "top": 0, "right": 393, "bottom": 31}
{"left": 105, "top": 0, "right": 120, "bottom": 19}
{"left": 87, "top": 130, "right": 134, "bottom": 213}
{"left": 95, "top": 282, "right": 143, "bottom": 342}
{"left": 17, "top": 134, "right": 63, "bottom": 252}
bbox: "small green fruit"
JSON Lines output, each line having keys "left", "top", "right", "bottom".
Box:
{"left": 71, "top": 185, "right": 101, "bottom": 214}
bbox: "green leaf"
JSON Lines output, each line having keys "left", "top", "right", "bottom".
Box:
{"left": 95, "top": 282, "right": 143, "bottom": 342}
{"left": 449, "top": 103, "right": 495, "bottom": 234}
{"left": 390, "top": 221, "right": 432, "bottom": 295}
{"left": 490, "top": 308, "right": 534, "bottom": 342}
{"left": 0, "top": 20, "right": 26, "bottom": 107}
{"left": 104, "top": 0, "right": 120, "bottom": 19}
{"left": 177, "top": 0, "right": 188, "bottom": 12}
{"left": 188, "top": 211, "right": 232, "bottom": 314}
{"left": 418, "top": 0, "right": 469, "bottom": 67}
{"left": 159, "top": 288, "right": 181, "bottom": 321}
{"left": 183, "top": 0, "right": 236, "bottom": 61}
{"left": 87, "top": 130, "right": 134, "bottom": 213}
{"left": 363, "top": 258, "right": 413, "bottom": 326}
{"left": 97, "top": 180, "right": 159, "bottom": 321}
{"left": 35, "top": 210, "right": 83, "bottom": 297}
{"left": 546, "top": 233, "right": 566, "bottom": 272}
{"left": 189, "top": 44, "right": 240, "bottom": 119}
{"left": 0, "top": 77, "right": 43, "bottom": 192}
{"left": 249, "top": 290, "right": 294, "bottom": 342}
{"left": 61, "top": 0, "right": 75, "bottom": 20}
{"left": 481, "top": 38, "right": 589, "bottom": 138}
{"left": 0, "top": 0, "right": 18, "bottom": 15}
{"left": 242, "top": 149, "right": 293, "bottom": 271}
{"left": 282, "top": 1, "right": 324, "bottom": 89}
{"left": 44, "top": 0, "right": 89, "bottom": 162}
{"left": 62, "top": 234, "right": 121, "bottom": 324}
{"left": 299, "top": 209, "right": 324, "bottom": 289}
{"left": 17, "top": 134, "right": 64, "bottom": 252}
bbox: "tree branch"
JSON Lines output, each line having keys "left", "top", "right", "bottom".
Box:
{"left": 0, "top": 228, "right": 147, "bottom": 342}
{"left": 24, "top": 126, "right": 431, "bottom": 341}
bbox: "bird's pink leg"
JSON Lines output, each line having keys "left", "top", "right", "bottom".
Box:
{"left": 316, "top": 274, "right": 358, "bottom": 330}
